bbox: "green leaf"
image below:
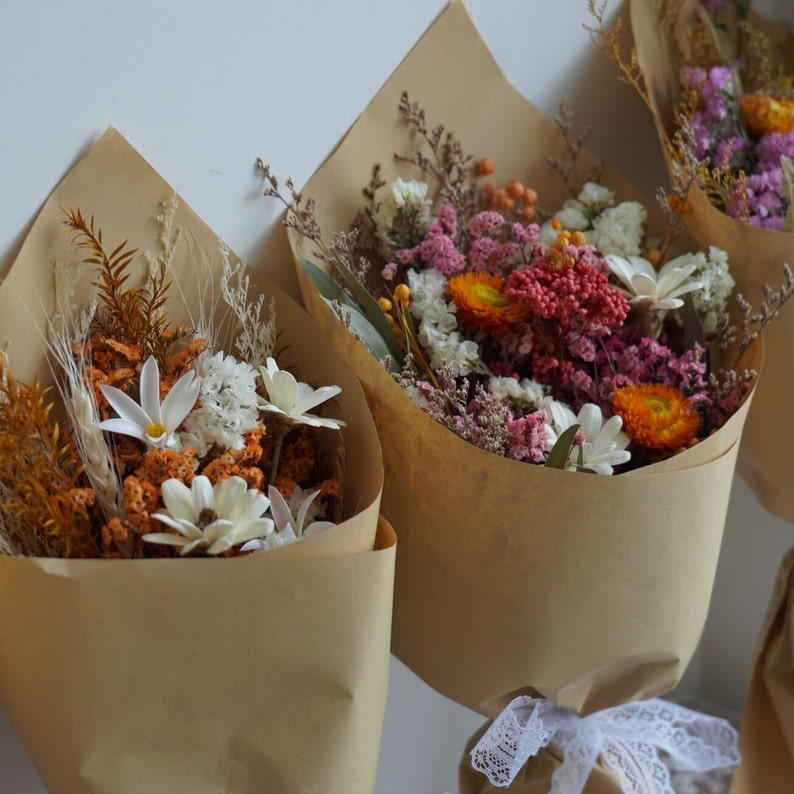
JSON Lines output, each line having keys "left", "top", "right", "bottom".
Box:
{"left": 321, "top": 298, "right": 400, "bottom": 373}
{"left": 299, "top": 255, "right": 405, "bottom": 368}
{"left": 544, "top": 424, "right": 580, "bottom": 470}
{"left": 299, "top": 257, "right": 357, "bottom": 311}
{"left": 330, "top": 252, "right": 405, "bottom": 366}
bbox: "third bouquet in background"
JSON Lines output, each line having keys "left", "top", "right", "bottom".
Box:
{"left": 627, "top": 0, "right": 794, "bottom": 519}
{"left": 626, "top": 2, "right": 794, "bottom": 791}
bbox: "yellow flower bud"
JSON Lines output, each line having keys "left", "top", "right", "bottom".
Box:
{"left": 393, "top": 283, "right": 411, "bottom": 308}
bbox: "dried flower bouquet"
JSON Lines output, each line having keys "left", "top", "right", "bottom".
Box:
{"left": 0, "top": 128, "right": 394, "bottom": 794}
{"left": 623, "top": 0, "right": 794, "bottom": 522}
{"left": 271, "top": 1, "right": 777, "bottom": 789}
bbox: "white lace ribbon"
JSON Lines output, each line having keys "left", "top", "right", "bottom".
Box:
{"left": 470, "top": 696, "right": 739, "bottom": 792}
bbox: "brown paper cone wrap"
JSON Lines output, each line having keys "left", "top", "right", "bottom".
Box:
{"left": 459, "top": 723, "right": 621, "bottom": 794}
{"left": 728, "top": 546, "right": 794, "bottom": 794}
{"left": 0, "top": 129, "right": 394, "bottom": 794}
{"left": 288, "top": 0, "right": 759, "bottom": 721}
{"left": 631, "top": 0, "right": 794, "bottom": 523}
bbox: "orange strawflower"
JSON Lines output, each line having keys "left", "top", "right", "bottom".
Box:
{"left": 612, "top": 383, "right": 700, "bottom": 451}
{"left": 739, "top": 93, "right": 794, "bottom": 137}
{"left": 447, "top": 272, "right": 530, "bottom": 334}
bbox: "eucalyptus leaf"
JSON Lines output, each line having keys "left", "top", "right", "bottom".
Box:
{"left": 322, "top": 298, "right": 400, "bottom": 373}
{"left": 544, "top": 424, "right": 580, "bottom": 470}
{"left": 330, "top": 252, "right": 405, "bottom": 366}
{"left": 299, "top": 257, "right": 357, "bottom": 311}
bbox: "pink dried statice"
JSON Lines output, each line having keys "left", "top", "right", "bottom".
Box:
{"left": 581, "top": 334, "right": 711, "bottom": 411}
{"left": 466, "top": 211, "right": 506, "bottom": 238}
{"left": 506, "top": 410, "right": 551, "bottom": 463}
{"left": 396, "top": 225, "right": 466, "bottom": 276}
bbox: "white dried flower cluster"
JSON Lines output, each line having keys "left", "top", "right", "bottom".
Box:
{"left": 538, "top": 181, "right": 617, "bottom": 245}
{"left": 372, "top": 177, "right": 432, "bottom": 254}
{"left": 220, "top": 254, "right": 277, "bottom": 371}
{"left": 577, "top": 182, "right": 616, "bottom": 210}
{"left": 689, "top": 246, "right": 736, "bottom": 332}
{"left": 488, "top": 375, "right": 546, "bottom": 409}
{"left": 180, "top": 351, "right": 260, "bottom": 456}
{"left": 407, "top": 268, "right": 481, "bottom": 376}
{"left": 587, "top": 201, "right": 647, "bottom": 257}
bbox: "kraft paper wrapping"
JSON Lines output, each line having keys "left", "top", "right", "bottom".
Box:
{"left": 729, "top": 546, "right": 794, "bottom": 794}
{"left": 0, "top": 129, "right": 395, "bottom": 794}
{"left": 288, "top": 0, "right": 758, "bottom": 731}
{"left": 631, "top": 0, "right": 794, "bottom": 523}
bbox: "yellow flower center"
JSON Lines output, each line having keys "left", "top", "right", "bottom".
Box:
{"left": 146, "top": 422, "right": 166, "bottom": 439}
{"left": 471, "top": 282, "right": 507, "bottom": 307}
{"left": 448, "top": 272, "right": 529, "bottom": 333}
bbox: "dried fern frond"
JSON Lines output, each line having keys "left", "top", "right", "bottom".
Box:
{"left": 62, "top": 207, "right": 178, "bottom": 368}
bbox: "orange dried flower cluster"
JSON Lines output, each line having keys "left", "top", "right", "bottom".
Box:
{"left": 476, "top": 158, "right": 539, "bottom": 222}
{"left": 0, "top": 366, "right": 97, "bottom": 557}
{"left": 545, "top": 226, "right": 588, "bottom": 271}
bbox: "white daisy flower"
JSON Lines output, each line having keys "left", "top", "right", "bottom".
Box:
{"left": 143, "top": 475, "right": 274, "bottom": 556}
{"left": 258, "top": 358, "right": 345, "bottom": 430}
{"left": 605, "top": 254, "right": 704, "bottom": 311}
{"left": 99, "top": 355, "right": 200, "bottom": 450}
{"left": 544, "top": 400, "right": 631, "bottom": 475}
{"left": 241, "top": 485, "right": 334, "bottom": 552}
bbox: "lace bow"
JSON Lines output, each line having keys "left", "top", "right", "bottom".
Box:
{"left": 470, "top": 696, "right": 739, "bottom": 791}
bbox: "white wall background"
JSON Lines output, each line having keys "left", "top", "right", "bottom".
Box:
{"left": 0, "top": 1, "right": 792, "bottom": 792}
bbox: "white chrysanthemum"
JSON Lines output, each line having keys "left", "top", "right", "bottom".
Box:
{"left": 488, "top": 376, "right": 546, "bottom": 409}
{"left": 543, "top": 399, "right": 631, "bottom": 475}
{"left": 606, "top": 253, "right": 704, "bottom": 311}
{"left": 577, "top": 181, "right": 616, "bottom": 211}
{"left": 99, "top": 355, "right": 200, "bottom": 450}
{"left": 407, "top": 267, "right": 447, "bottom": 302}
{"left": 587, "top": 201, "right": 647, "bottom": 257}
{"left": 143, "top": 475, "right": 274, "bottom": 556}
{"left": 421, "top": 326, "right": 481, "bottom": 376}
{"left": 258, "top": 358, "right": 345, "bottom": 430}
{"left": 372, "top": 177, "right": 432, "bottom": 253}
{"left": 241, "top": 485, "right": 334, "bottom": 552}
{"left": 180, "top": 352, "right": 261, "bottom": 456}
{"left": 689, "top": 246, "right": 735, "bottom": 332}
{"left": 406, "top": 268, "right": 483, "bottom": 376}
